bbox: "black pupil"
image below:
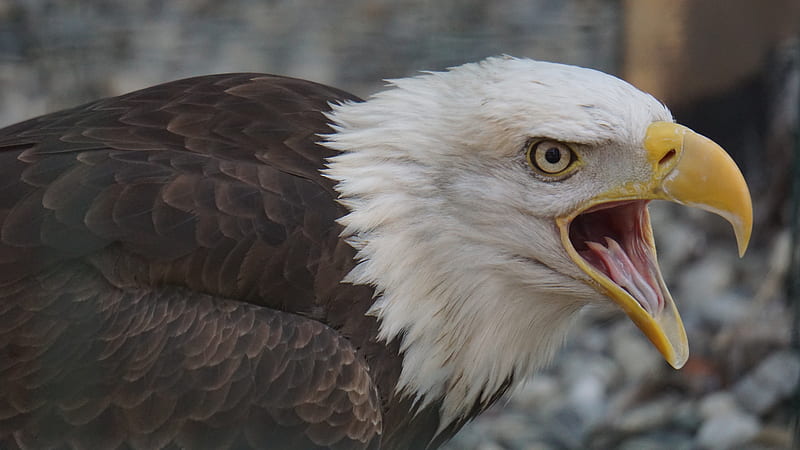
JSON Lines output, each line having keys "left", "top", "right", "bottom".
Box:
{"left": 544, "top": 147, "right": 562, "bottom": 164}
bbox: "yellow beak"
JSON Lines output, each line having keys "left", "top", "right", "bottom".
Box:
{"left": 558, "top": 122, "right": 752, "bottom": 369}
{"left": 646, "top": 122, "right": 752, "bottom": 256}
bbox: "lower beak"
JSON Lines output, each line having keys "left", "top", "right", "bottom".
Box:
{"left": 558, "top": 122, "right": 752, "bottom": 369}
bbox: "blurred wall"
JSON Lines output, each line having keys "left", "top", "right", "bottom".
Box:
{"left": 623, "top": 0, "right": 800, "bottom": 108}
{"left": 623, "top": 0, "right": 800, "bottom": 231}
{"left": 0, "top": 0, "right": 621, "bottom": 125}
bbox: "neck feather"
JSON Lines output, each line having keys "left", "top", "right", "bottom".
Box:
{"left": 323, "top": 101, "right": 585, "bottom": 427}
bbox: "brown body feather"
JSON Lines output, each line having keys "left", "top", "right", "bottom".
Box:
{"left": 0, "top": 74, "right": 503, "bottom": 449}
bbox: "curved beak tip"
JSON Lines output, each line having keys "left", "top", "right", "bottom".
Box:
{"left": 736, "top": 225, "right": 751, "bottom": 258}
{"left": 667, "top": 347, "right": 688, "bottom": 369}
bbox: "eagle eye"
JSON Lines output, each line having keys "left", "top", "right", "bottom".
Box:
{"left": 526, "top": 140, "right": 576, "bottom": 176}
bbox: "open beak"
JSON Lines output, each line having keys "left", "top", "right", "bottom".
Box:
{"left": 557, "top": 122, "right": 752, "bottom": 369}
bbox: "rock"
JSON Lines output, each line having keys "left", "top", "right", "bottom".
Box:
{"left": 519, "top": 445, "right": 556, "bottom": 450}
{"left": 474, "top": 442, "right": 505, "bottom": 450}
{"left": 696, "top": 410, "right": 760, "bottom": 449}
{"left": 696, "top": 292, "right": 751, "bottom": 326}
{"left": 610, "top": 324, "right": 661, "bottom": 381}
{"left": 698, "top": 391, "right": 739, "bottom": 420}
{"left": 675, "top": 253, "right": 735, "bottom": 322}
{"left": 510, "top": 374, "right": 561, "bottom": 412}
{"left": 542, "top": 407, "right": 587, "bottom": 449}
{"left": 733, "top": 350, "right": 800, "bottom": 414}
{"left": 710, "top": 307, "right": 792, "bottom": 377}
{"left": 567, "top": 372, "right": 607, "bottom": 424}
{"left": 752, "top": 424, "right": 794, "bottom": 449}
{"left": 672, "top": 399, "right": 702, "bottom": 431}
{"left": 612, "top": 394, "right": 680, "bottom": 433}
{"left": 553, "top": 350, "right": 618, "bottom": 427}
{"left": 486, "top": 412, "right": 543, "bottom": 445}
{"left": 559, "top": 350, "right": 619, "bottom": 387}
{"left": 649, "top": 203, "right": 703, "bottom": 273}
{"left": 576, "top": 324, "right": 610, "bottom": 354}
{"left": 444, "top": 421, "right": 491, "bottom": 450}
{"left": 618, "top": 431, "right": 694, "bottom": 450}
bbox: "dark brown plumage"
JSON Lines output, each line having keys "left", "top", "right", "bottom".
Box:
{"left": 0, "top": 74, "right": 489, "bottom": 449}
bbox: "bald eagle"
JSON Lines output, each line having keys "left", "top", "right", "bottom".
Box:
{"left": 0, "top": 57, "right": 751, "bottom": 449}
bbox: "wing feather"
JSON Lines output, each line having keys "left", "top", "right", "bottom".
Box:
{"left": 1, "top": 264, "right": 382, "bottom": 449}
{"left": 0, "top": 74, "right": 384, "bottom": 449}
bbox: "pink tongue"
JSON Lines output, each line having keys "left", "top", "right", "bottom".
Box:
{"left": 585, "top": 237, "right": 662, "bottom": 315}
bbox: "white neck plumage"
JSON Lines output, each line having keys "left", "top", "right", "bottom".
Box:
{"left": 323, "top": 92, "right": 588, "bottom": 429}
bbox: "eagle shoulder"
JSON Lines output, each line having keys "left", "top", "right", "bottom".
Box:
{"left": 0, "top": 74, "right": 389, "bottom": 449}
{"left": 0, "top": 73, "right": 360, "bottom": 310}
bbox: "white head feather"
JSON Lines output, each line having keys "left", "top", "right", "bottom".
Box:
{"left": 323, "top": 56, "right": 672, "bottom": 428}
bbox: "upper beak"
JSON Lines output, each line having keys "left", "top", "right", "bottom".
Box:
{"left": 646, "top": 122, "right": 752, "bottom": 256}
{"left": 557, "top": 121, "right": 752, "bottom": 369}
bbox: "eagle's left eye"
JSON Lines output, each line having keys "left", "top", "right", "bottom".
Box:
{"left": 527, "top": 140, "right": 576, "bottom": 175}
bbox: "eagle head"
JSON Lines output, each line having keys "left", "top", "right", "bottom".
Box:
{"left": 323, "top": 56, "right": 752, "bottom": 426}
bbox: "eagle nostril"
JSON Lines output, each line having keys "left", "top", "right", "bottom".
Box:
{"left": 658, "top": 149, "right": 677, "bottom": 167}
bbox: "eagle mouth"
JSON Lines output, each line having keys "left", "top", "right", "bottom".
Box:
{"left": 553, "top": 122, "right": 750, "bottom": 370}
{"left": 567, "top": 200, "right": 664, "bottom": 316}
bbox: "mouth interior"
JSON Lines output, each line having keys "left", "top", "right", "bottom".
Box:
{"left": 568, "top": 200, "right": 664, "bottom": 316}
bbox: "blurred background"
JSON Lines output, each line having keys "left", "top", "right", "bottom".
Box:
{"left": 1, "top": 0, "right": 798, "bottom": 448}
